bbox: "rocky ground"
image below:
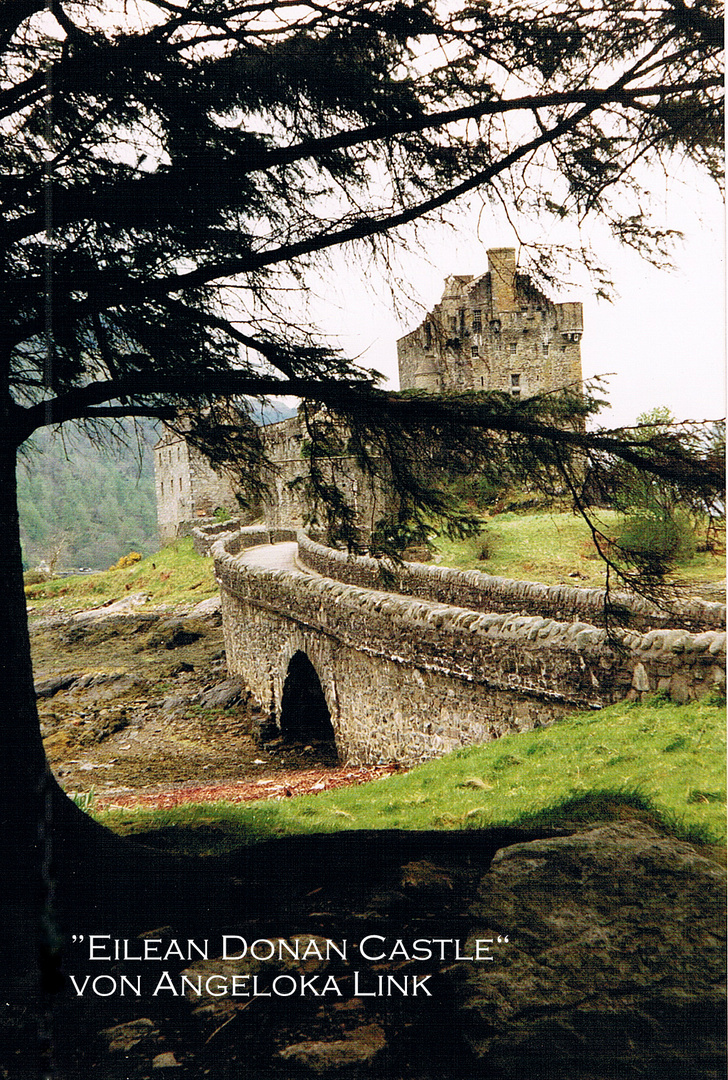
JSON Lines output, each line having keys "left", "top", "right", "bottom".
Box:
{"left": 11, "top": 599, "right": 725, "bottom": 1080}
{"left": 10, "top": 822, "right": 726, "bottom": 1080}
{"left": 31, "top": 595, "right": 363, "bottom": 803}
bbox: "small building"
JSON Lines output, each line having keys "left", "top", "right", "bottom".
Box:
{"left": 397, "top": 248, "right": 583, "bottom": 397}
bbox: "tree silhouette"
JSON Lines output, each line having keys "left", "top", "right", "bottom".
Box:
{"left": 0, "top": 0, "right": 723, "bottom": 1021}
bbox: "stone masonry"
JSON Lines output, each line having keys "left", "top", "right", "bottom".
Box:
{"left": 258, "top": 415, "right": 393, "bottom": 535}
{"left": 154, "top": 427, "right": 240, "bottom": 543}
{"left": 155, "top": 412, "right": 392, "bottom": 543}
{"left": 208, "top": 525, "right": 726, "bottom": 766}
{"left": 397, "top": 248, "right": 583, "bottom": 397}
{"left": 297, "top": 533, "right": 726, "bottom": 633}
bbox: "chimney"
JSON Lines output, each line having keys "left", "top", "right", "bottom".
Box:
{"left": 488, "top": 248, "right": 517, "bottom": 313}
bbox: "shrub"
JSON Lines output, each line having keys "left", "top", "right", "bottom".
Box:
{"left": 616, "top": 511, "right": 696, "bottom": 580}
{"left": 476, "top": 532, "right": 490, "bottom": 561}
{"left": 23, "top": 568, "right": 50, "bottom": 586}
{"left": 110, "top": 551, "right": 143, "bottom": 571}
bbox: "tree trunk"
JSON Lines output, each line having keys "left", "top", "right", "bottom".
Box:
{"left": 0, "top": 441, "right": 192, "bottom": 1011}
{"left": 0, "top": 437, "right": 52, "bottom": 999}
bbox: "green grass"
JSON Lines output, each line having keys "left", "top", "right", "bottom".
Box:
{"left": 432, "top": 510, "right": 725, "bottom": 587}
{"left": 95, "top": 695, "right": 726, "bottom": 856}
{"left": 25, "top": 538, "right": 217, "bottom": 613}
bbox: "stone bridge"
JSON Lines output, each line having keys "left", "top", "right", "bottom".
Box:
{"left": 202, "top": 523, "right": 726, "bottom": 766}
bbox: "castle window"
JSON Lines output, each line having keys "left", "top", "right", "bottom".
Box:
{"left": 471, "top": 345, "right": 480, "bottom": 358}
{"left": 511, "top": 373, "right": 521, "bottom": 393}
{"left": 160, "top": 481, "right": 164, "bottom": 496}
{"left": 449, "top": 316, "right": 457, "bottom": 333}
{"left": 472, "top": 310, "right": 482, "bottom": 333}
{"left": 424, "top": 321, "right": 432, "bottom": 347}
{"left": 480, "top": 376, "right": 484, "bottom": 387}
{"left": 489, "top": 318, "right": 501, "bottom": 334}
{"left": 542, "top": 342, "right": 549, "bottom": 356}
{"left": 179, "top": 477, "right": 182, "bottom": 491}
{"left": 510, "top": 342, "right": 517, "bottom": 355}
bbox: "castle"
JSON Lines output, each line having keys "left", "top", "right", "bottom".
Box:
{"left": 397, "top": 248, "right": 583, "bottom": 397}
{"left": 155, "top": 248, "right": 584, "bottom": 541}
{"left": 154, "top": 413, "right": 392, "bottom": 543}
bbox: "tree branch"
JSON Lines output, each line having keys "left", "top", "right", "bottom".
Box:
{"left": 4, "top": 73, "right": 721, "bottom": 245}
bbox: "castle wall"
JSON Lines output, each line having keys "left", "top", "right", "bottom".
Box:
{"left": 259, "top": 415, "right": 394, "bottom": 537}
{"left": 154, "top": 428, "right": 239, "bottom": 543}
{"left": 259, "top": 417, "right": 309, "bottom": 529}
{"left": 397, "top": 249, "right": 583, "bottom": 397}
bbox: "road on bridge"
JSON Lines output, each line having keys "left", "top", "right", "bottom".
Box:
{"left": 239, "top": 541, "right": 299, "bottom": 571}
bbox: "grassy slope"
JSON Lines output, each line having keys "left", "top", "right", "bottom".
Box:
{"left": 25, "top": 538, "right": 217, "bottom": 613}
{"left": 433, "top": 509, "right": 725, "bottom": 586}
{"left": 97, "top": 696, "right": 726, "bottom": 854}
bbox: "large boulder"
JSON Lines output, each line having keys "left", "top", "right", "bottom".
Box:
{"left": 454, "top": 822, "right": 725, "bottom": 1079}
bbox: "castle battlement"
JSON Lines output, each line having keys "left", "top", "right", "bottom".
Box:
{"left": 397, "top": 248, "right": 583, "bottom": 398}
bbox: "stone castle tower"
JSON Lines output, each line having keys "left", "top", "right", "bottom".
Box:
{"left": 397, "top": 248, "right": 583, "bottom": 398}
{"left": 155, "top": 248, "right": 584, "bottom": 541}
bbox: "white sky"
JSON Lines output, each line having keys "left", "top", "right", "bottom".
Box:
{"left": 311, "top": 171, "right": 725, "bottom": 430}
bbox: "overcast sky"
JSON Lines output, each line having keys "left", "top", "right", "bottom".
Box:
{"left": 313, "top": 167, "right": 725, "bottom": 430}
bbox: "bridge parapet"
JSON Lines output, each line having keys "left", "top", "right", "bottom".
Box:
{"left": 213, "top": 527, "right": 725, "bottom": 765}
{"left": 297, "top": 533, "right": 725, "bottom": 633}
{"left": 191, "top": 521, "right": 296, "bottom": 557}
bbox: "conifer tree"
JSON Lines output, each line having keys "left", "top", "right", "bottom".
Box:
{"left": 0, "top": 0, "right": 722, "bottom": 1010}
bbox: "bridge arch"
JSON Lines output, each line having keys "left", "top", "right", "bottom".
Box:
{"left": 279, "top": 650, "right": 337, "bottom": 750}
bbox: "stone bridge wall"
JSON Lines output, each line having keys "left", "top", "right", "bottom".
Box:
{"left": 298, "top": 533, "right": 725, "bottom": 633}
{"left": 213, "top": 528, "right": 726, "bottom": 765}
{"left": 191, "top": 522, "right": 296, "bottom": 557}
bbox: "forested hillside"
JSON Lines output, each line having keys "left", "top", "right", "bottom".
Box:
{"left": 17, "top": 424, "right": 158, "bottom": 571}
{"left": 17, "top": 404, "right": 297, "bottom": 571}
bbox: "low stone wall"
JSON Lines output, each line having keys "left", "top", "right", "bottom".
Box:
{"left": 214, "top": 532, "right": 726, "bottom": 765}
{"left": 192, "top": 522, "right": 296, "bottom": 557}
{"left": 298, "top": 533, "right": 725, "bottom": 633}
